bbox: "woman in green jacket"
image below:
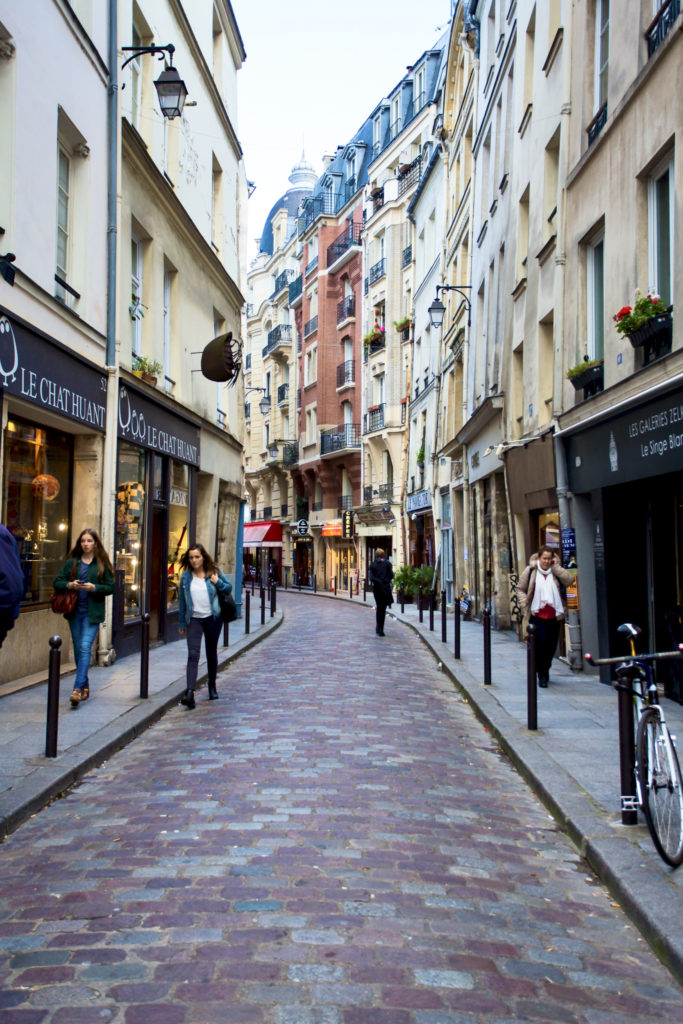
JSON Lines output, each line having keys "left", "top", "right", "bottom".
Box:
{"left": 53, "top": 528, "right": 114, "bottom": 708}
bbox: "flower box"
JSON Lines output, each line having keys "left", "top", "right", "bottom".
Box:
{"left": 627, "top": 309, "right": 672, "bottom": 350}
{"left": 569, "top": 362, "right": 603, "bottom": 395}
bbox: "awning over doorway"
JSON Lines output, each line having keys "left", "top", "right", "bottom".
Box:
{"left": 243, "top": 520, "right": 283, "bottom": 548}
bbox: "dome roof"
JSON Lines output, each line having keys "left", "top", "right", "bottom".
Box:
{"left": 259, "top": 154, "right": 318, "bottom": 256}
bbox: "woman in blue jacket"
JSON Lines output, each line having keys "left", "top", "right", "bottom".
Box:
{"left": 178, "top": 542, "right": 232, "bottom": 708}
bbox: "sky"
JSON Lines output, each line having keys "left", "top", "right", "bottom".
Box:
{"left": 230, "top": 0, "right": 453, "bottom": 264}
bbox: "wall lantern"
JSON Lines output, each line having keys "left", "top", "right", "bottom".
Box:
{"left": 121, "top": 43, "right": 188, "bottom": 120}
{"left": 428, "top": 284, "right": 472, "bottom": 329}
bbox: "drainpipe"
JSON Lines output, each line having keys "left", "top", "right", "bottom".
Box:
{"left": 554, "top": 431, "right": 583, "bottom": 669}
{"left": 98, "top": 0, "right": 119, "bottom": 665}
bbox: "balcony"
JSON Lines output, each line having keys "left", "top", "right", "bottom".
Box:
{"left": 336, "top": 359, "right": 355, "bottom": 389}
{"left": 371, "top": 188, "right": 385, "bottom": 215}
{"left": 282, "top": 443, "right": 298, "bottom": 467}
{"left": 377, "top": 483, "right": 393, "bottom": 502}
{"left": 363, "top": 333, "right": 386, "bottom": 361}
{"left": 369, "top": 257, "right": 386, "bottom": 285}
{"left": 288, "top": 274, "right": 303, "bottom": 305}
{"left": 277, "top": 382, "right": 289, "bottom": 405}
{"left": 339, "top": 495, "right": 353, "bottom": 511}
{"left": 647, "top": 0, "right": 680, "bottom": 57}
{"left": 327, "top": 222, "right": 362, "bottom": 269}
{"left": 337, "top": 295, "right": 355, "bottom": 324}
{"left": 304, "top": 315, "right": 318, "bottom": 338}
{"left": 398, "top": 157, "right": 422, "bottom": 197}
{"left": 363, "top": 485, "right": 373, "bottom": 503}
{"left": 305, "top": 254, "right": 319, "bottom": 276}
{"left": 364, "top": 404, "right": 385, "bottom": 433}
{"left": 271, "top": 269, "right": 295, "bottom": 298}
{"left": 320, "top": 422, "right": 362, "bottom": 456}
{"left": 401, "top": 244, "right": 412, "bottom": 268}
{"left": 262, "top": 323, "right": 292, "bottom": 359}
{"left": 297, "top": 192, "right": 349, "bottom": 236}
{"left": 587, "top": 102, "right": 607, "bottom": 146}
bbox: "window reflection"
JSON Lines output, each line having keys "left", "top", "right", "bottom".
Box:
{"left": 116, "top": 442, "right": 146, "bottom": 620}
{"left": 167, "top": 460, "right": 188, "bottom": 608}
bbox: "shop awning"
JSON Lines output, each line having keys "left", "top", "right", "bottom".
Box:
{"left": 321, "top": 519, "right": 342, "bottom": 536}
{"left": 242, "top": 521, "right": 283, "bottom": 548}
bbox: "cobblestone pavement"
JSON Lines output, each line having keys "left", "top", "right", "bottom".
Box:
{"left": 1, "top": 594, "right": 683, "bottom": 1023}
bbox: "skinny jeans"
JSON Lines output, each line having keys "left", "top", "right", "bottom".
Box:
{"left": 185, "top": 615, "right": 222, "bottom": 691}
{"left": 69, "top": 611, "right": 99, "bottom": 691}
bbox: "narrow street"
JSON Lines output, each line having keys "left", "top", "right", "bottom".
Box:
{"left": 1, "top": 593, "right": 682, "bottom": 1023}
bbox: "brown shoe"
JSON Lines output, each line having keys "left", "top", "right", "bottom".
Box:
{"left": 70, "top": 689, "right": 82, "bottom": 708}
{"left": 80, "top": 686, "right": 89, "bottom": 701}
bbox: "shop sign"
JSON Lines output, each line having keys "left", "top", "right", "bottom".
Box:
{"left": 0, "top": 311, "right": 107, "bottom": 430}
{"left": 406, "top": 489, "right": 431, "bottom": 513}
{"left": 297, "top": 518, "right": 308, "bottom": 536}
{"left": 561, "top": 528, "right": 577, "bottom": 568}
{"left": 118, "top": 383, "right": 200, "bottom": 467}
{"left": 567, "top": 385, "right": 683, "bottom": 492}
{"left": 342, "top": 510, "right": 354, "bottom": 538}
{"left": 321, "top": 519, "right": 342, "bottom": 536}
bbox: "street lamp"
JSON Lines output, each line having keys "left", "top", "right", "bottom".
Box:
{"left": 267, "top": 438, "right": 297, "bottom": 460}
{"left": 428, "top": 284, "right": 472, "bottom": 329}
{"left": 121, "top": 43, "right": 188, "bottom": 120}
{"left": 245, "top": 387, "right": 271, "bottom": 415}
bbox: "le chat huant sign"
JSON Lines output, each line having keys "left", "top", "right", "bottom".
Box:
{"left": 0, "top": 312, "right": 106, "bottom": 430}
{"left": 118, "top": 382, "right": 200, "bottom": 467}
{"left": 567, "top": 385, "right": 683, "bottom": 492}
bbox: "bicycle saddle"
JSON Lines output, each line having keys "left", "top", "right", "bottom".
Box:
{"left": 617, "top": 622, "right": 641, "bottom": 638}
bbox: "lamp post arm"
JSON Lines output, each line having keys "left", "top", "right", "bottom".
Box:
{"left": 436, "top": 284, "right": 472, "bottom": 327}
{"left": 121, "top": 43, "right": 175, "bottom": 72}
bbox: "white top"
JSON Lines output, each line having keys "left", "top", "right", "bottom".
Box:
{"left": 190, "top": 575, "right": 212, "bottom": 618}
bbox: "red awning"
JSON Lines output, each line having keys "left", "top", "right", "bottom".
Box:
{"left": 243, "top": 520, "right": 283, "bottom": 548}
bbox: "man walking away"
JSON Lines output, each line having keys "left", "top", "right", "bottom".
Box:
{"left": 368, "top": 548, "right": 393, "bottom": 637}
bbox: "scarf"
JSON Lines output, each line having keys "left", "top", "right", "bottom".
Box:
{"left": 530, "top": 565, "right": 564, "bottom": 617}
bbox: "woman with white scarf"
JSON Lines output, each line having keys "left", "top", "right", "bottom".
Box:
{"left": 516, "top": 546, "right": 573, "bottom": 687}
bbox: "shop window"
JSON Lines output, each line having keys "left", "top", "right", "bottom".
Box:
{"left": 2, "top": 417, "right": 72, "bottom": 604}
{"left": 116, "top": 441, "right": 147, "bottom": 620}
{"left": 168, "top": 461, "right": 188, "bottom": 608}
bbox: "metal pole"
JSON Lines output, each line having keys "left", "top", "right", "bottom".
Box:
{"left": 313, "top": 573, "right": 317, "bottom": 593}
{"left": 400, "top": 587, "right": 405, "bottom": 614}
{"left": 223, "top": 619, "right": 229, "bottom": 647}
{"left": 429, "top": 591, "right": 435, "bottom": 631}
{"left": 252, "top": 572, "right": 255, "bottom": 595}
{"left": 441, "top": 590, "right": 447, "bottom": 642}
{"left": 617, "top": 669, "right": 638, "bottom": 825}
{"left": 454, "top": 599, "right": 461, "bottom": 659}
{"left": 526, "top": 622, "right": 537, "bottom": 730}
{"left": 270, "top": 582, "right": 276, "bottom": 616}
{"left": 245, "top": 590, "right": 251, "bottom": 634}
{"left": 140, "top": 612, "right": 150, "bottom": 699}
{"left": 333, "top": 577, "right": 337, "bottom": 596}
{"left": 483, "top": 602, "right": 492, "bottom": 685}
{"left": 349, "top": 575, "right": 353, "bottom": 600}
{"left": 284, "top": 567, "right": 288, "bottom": 590}
{"left": 260, "top": 586, "right": 266, "bottom": 625}
{"left": 418, "top": 587, "right": 424, "bottom": 623}
{"left": 363, "top": 577, "right": 367, "bottom": 602}
{"left": 45, "top": 635, "right": 62, "bottom": 758}
{"left": 298, "top": 572, "right": 302, "bottom": 591}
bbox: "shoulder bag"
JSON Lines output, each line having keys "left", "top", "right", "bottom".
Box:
{"left": 49, "top": 560, "right": 78, "bottom": 615}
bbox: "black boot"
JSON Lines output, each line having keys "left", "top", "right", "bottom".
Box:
{"left": 180, "top": 689, "right": 196, "bottom": 709}
{"left": 208, "top": 685, "right": 219, "bottom": 700}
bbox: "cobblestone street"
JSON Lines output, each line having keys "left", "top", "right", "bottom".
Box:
{"left": 1, "top": 593, "right": 683, "bottom": 1023}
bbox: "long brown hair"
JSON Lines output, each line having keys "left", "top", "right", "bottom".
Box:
{"left": 180, "top": 543, "right": 216, "bottom": 575}
{"left": 70, "top": 528, "right": 114, "bottom": 580}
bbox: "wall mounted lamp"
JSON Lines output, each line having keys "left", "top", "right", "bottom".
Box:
{"left": 267, "top": 438, "right": 297, "bottom": 460}
{"left": 121, "top": 43, "right": 188, "bottom": 120}
{"left": 428, "top": 284, "right": 472, "bottom": 329}
{"left": 244, "top": 386, "right": 271, "bottom": 415}
{"left": 483, "top": 439, "right": 530, "bottom": 459}
{"left": 0, "top": 252, "right": 16, "bottom": 286}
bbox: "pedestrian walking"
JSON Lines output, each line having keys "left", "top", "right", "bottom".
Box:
{"left": 0, "top": 523, "right": 24, "bottom": 648}
{"left": 515, "top": 545, "right": 573, "bottom": 687}
{"left": 368, "top": 548, "right": 393, "bottom": 637}
{"left": 53, "top": 528, "right": 114, "bottom": 708}
{"left": 178, "top": 543, "right": 232, "bottom": 708}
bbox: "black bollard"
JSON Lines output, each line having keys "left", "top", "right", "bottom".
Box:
{"left": 617, "top": 666, "right": 638, "bottom": 825}
{"left": 349, "top": 576, "right": 353, "bottom": 600}
{"left": 245, "top": 590, "right": 251, "bottom": 634}
{"left": 400, "top": 587, "right": 405, "bottom": 613}
{"left": 45, "top": 635, "right": 62, "bottom": 758}
{"left": 252, "top": 572, "right": 255, "bottom": 595}
{"left": 363, "top": 578, "right": 367, "bottom": 603}
{"left": 313, "top": 573, "right": 317, "bottom": 593}
{"left": 140, "top": 612, "right": 150, "bottom": 699}
{"left": 454, "top": 599, "right": 461, "bottom": 659}
{"left": 483, "top": 602, "right": 492, "bottom": 685}
{"left": 284, "top": 569, "right": 288, "bottom": 590}
{"left": 418, "top": 587, "right": 424, "bottom": 623}
{"left": 429, "top": 590, "right": 435, "bottom": 631}
{"left": 223, "top": 619, "right": 229, "bottom": 646}
{"left": 260, "top": 586, "right": 266, "bottom": 625}
{"left": 333, "top": 577, "right": 337, "bottom": 596}
{"left": 441, "top": 590, "right": 447, "bottom": 642}
{"left": 270, "top": 582, "right": 276, "bottom": 616}
{"left": 526, "top": 622, "right": 537, "bottom": 730}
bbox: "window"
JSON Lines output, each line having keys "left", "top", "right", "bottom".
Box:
{"left": 517, "top": 185, "right": 530, "bottom": 281}
{"left": 115, "top": 442, "right": 147, "bottom": 621}
{"left": 163, "top": 266, "right": 173, "bottom": 391}
{"left": 305, "top": 345, "right": 317, "bottom": 385}
{"left": 523, "top": 9, "right": 535, "bottom": 112}
{"left": 543, "top": 127, "right": 560, "bottom": 240}
{"left": 212, "top": 154, "right": 223, "bottom": 252}
{"left": 306, "top": 405, "right": 317, "bottom": 445}
{"left": 415, "top": 65, "right": 425, "bottom": 109}
{"left": 130, "top": 24, "right": 142, "bottom": 130}
{"left": 55, "top": 146, "right": 70, "bottom": 301}
{"left": 594, "top": 0, "right": 609, "bottom": 113}
{"left": 587, "top": 232, "right": 605, "bottom": 360}
{"left": 649, "top": 157, "right": 673, "bottom": 307}
{"left": 131, "top": 235, "right": 143, "bottom": 357}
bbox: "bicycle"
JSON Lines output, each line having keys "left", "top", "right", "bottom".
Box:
{"left": 586, "top": 622, "right": 683, "bottom": 868}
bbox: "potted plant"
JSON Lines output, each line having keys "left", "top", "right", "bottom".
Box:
{"left": 129, "top": 293, "right": 145, "bottom": 321}
{"left": 566, "top": 356, "right": 604, "bottom": 392}
{"left": 416, "top": 446, "right": 425, "bottom": 465}
{"left": 393, "top": 316, "right": 412, "bottom": 335}
{"left": 613, "top": 290, "right": 673, "bottom": 349}
{"left": 133, "top": 355, "right": 162, "bottom": 386}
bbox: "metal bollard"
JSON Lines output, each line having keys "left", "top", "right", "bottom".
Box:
{"left": 418, "top": 587, "right": 424, "bottom": 623}
{"left": 349, "top": 576, "right": 353, "bottom": 600}
{"left": 45, "top": 635, "right": 62, "bottom": 758}
{"left": 429, "top": 591, "right": 435, "bottom": 631}
{"left": 454, "top": 600, "right": 461, "bottom": 659}
{"left": 363, "top": 578, "right": 367, "bottom": 602}
{"left": 140, "top": 612, "right": 150, "bottom": 699}
{"left": 526, "top": 622, "right": 537, "bottom": 730}
{"left": 483, "top": 603, "right": 492, "bottom": 685}
{"left": 333, "top": 577, "right": 337, "bottom": 596}
{"left": 245, "top": 590, "right": 251, "bottom": 634}
{"left": 400, "top": 587, "right": 405, "bottom": 614}
{"left": 223, "top": 619, "right": 229, "bottom": 646}
{"left": 252, "top": 572, "right": 255, "bottom": 595}
{"left": 313, "top": 573, "right": 317, "bottom": 593}
{"left": 270, "top": 582, "right": 276, "bottom": 616}
{"left": 260, "top": 586, "right": 266, "bottom": 625}
{"left": 284, "top": 569, "right": 288, "bottom": 590}
{"left": 617, "top": 666, "right": 638, "bottom": 825}
{"left": 441, "top": 590, "right": 447, "bottom": 642}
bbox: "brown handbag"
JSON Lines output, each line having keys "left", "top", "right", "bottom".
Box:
{"left": 49, "top": 561, "right": 78, "bottom": 615}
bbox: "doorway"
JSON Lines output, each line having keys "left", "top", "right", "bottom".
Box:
{"left": 149, "top": 507, "right": 167, "bottom": 643}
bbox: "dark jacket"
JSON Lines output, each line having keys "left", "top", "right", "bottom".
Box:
{"left": 0, "top": 524, "right": 24, "bottom": 636}
{"left": 53, "top": 558, "right": 115, "bottom": 623}
{"left": 369, "top": 558, "right": 394, "bottom": 606}
{"left": 178, "top": 570, "right": 232, "bottom": 626}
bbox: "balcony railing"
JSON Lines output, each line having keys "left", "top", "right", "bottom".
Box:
{"left": 364, "top": 404, "right": 385, "bottom": 433}
{"left": 647, "top": 0, "right": 680, "bottom": 57}
{"left": 320, "top": 422, "right": 362, "bottom": 455}
{"left": 339, "top": 495, "right": 353, "bottom": 511}
{"left": 271, "top": 269, "right": 295, "bottom": 298}
{"left": 337, "top": 295, "right": 355, "bottom": 323}
{"left": 288, "top": 274, "right": 303, "bottom": 304}
{"left": 363, "top": 485, "right": 373, "bottom": 503}
{"left": 312, "top": 500, "right": 323, "bottom": 512}
{"left": 304, "top": 315, "right": 318, "bottom": 338}
{"left": 262, "top": 323, "right": 292, "bottom": 358}
{"left": 262, "top": 506, "right": 272, "bottom": 519}
{"left": 327, "top": 222, "right": 362, "bottom": 267}
{"left": 398, "top": 157, "right": 422, "bottom": 196}
{"left": 377, "top": 483, "right": 393, "bottom": 502}
{"left": 277, "top": 382, "right": 289, "bottom": 405}
{"left": 336, "top": 359, "right": 355, "bottom": 388}
{"left": 587, "top": 102, "right": 607, "bottom": 146}
{"left": 298, "top": 191, "right": 351, "bottom": 236}
{"left": 371, "top": 188, "right": 385, "bottom": 215}
{"left": 245, "top": 352, "right": 252, "bottom": 369}
{"left": 369, "top": 257, "right": 386, "bottom": 285}
{"left": 244, "top": 402, "right": 250, "bottom": 420}
{"left": 364, "top": 335, "right": 386, "bottom": 361}
{"left": 401, "top": 244, "right": 412, "bottom": 268}
{"left": 282, "top": 443, "right": 298, "bottom": 467}
{"left": 305, "top": 254, "right": 319, "bottom": 276}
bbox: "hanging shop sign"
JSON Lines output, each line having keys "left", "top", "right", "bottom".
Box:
{"left": 0, "top": 310, "right": 107, "bottom": 430}
{"left": 118, "top": 382, "right": 200, "bottom": 467}
{"left": 406, "top": 489, "right": 431, "bottom": 513}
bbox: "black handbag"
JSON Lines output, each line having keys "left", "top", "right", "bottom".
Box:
{"left": 217, "top": 587, "right": 237, "bottom": 623}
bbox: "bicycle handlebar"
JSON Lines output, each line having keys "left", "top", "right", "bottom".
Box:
{"left": 585, "top": 645, "right": 683, "bottom": 667}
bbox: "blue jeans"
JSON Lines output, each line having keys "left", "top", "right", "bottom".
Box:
{"left": 69, "top": 612, "right": 99, "bottom": 691}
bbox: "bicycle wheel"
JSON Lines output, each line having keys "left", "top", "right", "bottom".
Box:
{"left": 636, "top": 706, "right": 683, "bottom": 867}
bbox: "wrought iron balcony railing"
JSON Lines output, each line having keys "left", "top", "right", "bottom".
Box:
{"left": 647, "top": 0, "right": 680, "bottom": 57}
{"left": 327, "top": 222, "right": 362, "bottom": 267}
{"left": 339, "top": 495, "right": 353, "bottom": 511}
{"left": 377, "top": 483, "right": 393, "bottom": 502}
{"left": 401, "top": 244, "right": 413, "bottom": 268}
{"left": 369, "top": 257, "right": 386, "bottom": 285}
{"left": 282, "top": 443, "right": 298, "bottom": 467}
{"left": 336, "top": 359, "right": 355, "bottom": 388}
{"left": 363, "top": 485, "right": 373, "bottom": 503}
{"left": 320, "top": 422, "right": 362, "bottom": 455}
{"left": 364, "top": 404, "right": 385, "bottom": 433}
{"left": 262, "top": 323, "right": 292, "bottom": 358}
{"left": 271, "top": 269, "right": 295, "bottom": 298}
{"left": 337, "top": 295, "right": 355, "bottom": 323}
{"left": 304, "top": 315, "right": 318, "bottom": 338}
{"left": 305, "top": 254, "right": 319, "bottom": 276}
{"left": 398, "top": 156, "right": 422, "bottom": 197}
{"left": 288, "top": 274, "right": 303, "bottom": 304}
{"left": 363, "top": 335, "right": 386, "bottom": 361}
{"left": 277, "top": 383, "right": 289, "bottom": 405}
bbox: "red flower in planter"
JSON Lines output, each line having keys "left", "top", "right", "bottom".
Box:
{"left": 613, "top": 305, "right": 632, "bottom": 322}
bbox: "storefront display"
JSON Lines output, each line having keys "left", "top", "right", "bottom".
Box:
{"left": 115, "top": 442, "right": 146, "bottom": 621}
{"left": 167, "top": 460, "right": 189, "bottom": 607}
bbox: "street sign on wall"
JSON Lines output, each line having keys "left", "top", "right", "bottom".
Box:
{"left": 297, "top": 518, "right": 308, "bottom": 536}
